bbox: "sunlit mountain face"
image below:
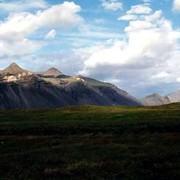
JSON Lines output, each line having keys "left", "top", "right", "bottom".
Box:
{"left": 0, "top": 0, "right": 180, "bottom": 98}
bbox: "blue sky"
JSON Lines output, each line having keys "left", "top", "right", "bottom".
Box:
{"left": 0, "top": 0, "right": 180, "bottom": 97}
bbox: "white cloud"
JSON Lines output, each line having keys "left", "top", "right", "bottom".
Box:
{"left": 36, "top": 2, "right": 82, "bottom": 28}
{"left": 144, "top": 10, "right": 162, "bottom": 22}
{"left": 45, "top": 29, "right": 57, "bottom": 40}
{"left": 79, "top": 10, "right": 180, "bottom": 96}
{"left": 80, "top": 26, "right": 176, "bottom": 70}
{"left": 173, "top": 0, "right": 180, "bottom": 11}
{"left": 102, "top": 0, "right": 123, "bottom": 11}
{"left": 0, "top": 38, "right": 43, "bottom": 56}
{"left": 127, "top": 4, "right": 152, "bottom": 14}
{"left": 119, "top": 4, "right": 154, "bottom": 22}
{"left": 0, "top": 1, "right": 83, "bottom": 56}
{"left": 118, "top": 14, "right": 137, "bottom": 21}
{"left": 176, "top": 77, "right": 180, "bottom": 82}
{"left": 0, "top": 1, "right": 82, "bottom": 35}
{"left": 125, "top": 20, "right": 153, "bottom": 32}
{"left": 0, "top": 0, "right": 48, "bottom": 12}
{"left": 152, "top": 72, "right": 170, "bottom": 80}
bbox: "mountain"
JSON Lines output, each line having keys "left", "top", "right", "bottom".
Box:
{"left": 0, "top": 63, "right": 142, "bottom": 109}
{"left": 1, "top": 63, "right": 27, "bottom": 75}
{"left": 141, "top": 90, "right": 180, "bottom": 106}
{"left": 167, "top": 90, "right": 180, "bottom": 103}
{"left": 41, "top": 67, "right": 63, "bottom": 77}
{"left": 140, "top": 93, "right": 170, "bottom": 106}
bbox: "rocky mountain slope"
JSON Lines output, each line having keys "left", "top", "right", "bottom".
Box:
{"left": 41, "top": 67, "right": 63, "bottom": 77}
{"left": 140, "top": 93, "right": 170, "bottom": 106}
{"left": 0, "top": 63, "right": 142, "bottom": 109}
{"left": 167, "top": 90, "right": 180, "bottom": 103}
{"left": 1, "top": 63, "right": 28, "bottom": 75}
{"left": 140, "top": 90, "right": 180, "bottom": 106}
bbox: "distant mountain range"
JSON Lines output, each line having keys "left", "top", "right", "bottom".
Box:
{"left": 140, "top": 91, "right": 180, "bottom": 106}
{"left": 1, "top": 63, "right": 180, "bottom": 109}
{"left": 0, "top": 63, "right": 142, "bottom": 109}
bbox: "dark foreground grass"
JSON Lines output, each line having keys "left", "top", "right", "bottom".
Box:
{"left": 0, "top": 104, "right": 180, "bottom": 179}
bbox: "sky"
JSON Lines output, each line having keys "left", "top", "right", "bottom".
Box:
{"left": 0, "top": 0, "right": 180, "bottom": 98}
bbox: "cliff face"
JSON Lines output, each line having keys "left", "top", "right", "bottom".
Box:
{"left": 0, "top": 63, "right": 142, "bottom": 109}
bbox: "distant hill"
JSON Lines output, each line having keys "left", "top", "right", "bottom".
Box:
{"left": 140, "top": 93, "right": 170, "bottom": 106}
{"left": 167, "top": 90, "right": 180, "bottom": 103}
{"left": 140, "top": 91, "right": 180, "bottom": 106}
{"left": 41, "top": 67, "right": 63, "bottom": 77}
{"left": 0, "top": 63, "right": 142, "bottom": 109}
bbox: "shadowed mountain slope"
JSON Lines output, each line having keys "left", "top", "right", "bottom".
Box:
{"left": 0, "top": 63, "right": 142, "bottom": 109}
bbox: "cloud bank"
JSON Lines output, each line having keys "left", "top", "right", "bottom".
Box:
{"left": 0, "top": 0, "right": 48, "bottom": 12}
{"left": 0, "top": 1, "right": 82, "bottom": 57}
{"left": 79, "top": 5, "right": 180, "bottom": 96}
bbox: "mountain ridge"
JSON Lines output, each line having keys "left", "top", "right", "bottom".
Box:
{"left": 140, "top": 93, "right": 170, "bottom": 106}
{"left": 0, "top": 63, "right": 142, "bottom": 109}
{"left": 167, "top": 90, "right": 180, "bottom": 103}
{"left": 140, "top": 91, "right": 180, "bottom": 106}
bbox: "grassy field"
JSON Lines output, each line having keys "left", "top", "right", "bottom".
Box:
{"left": 1, "top": 104, "right": 180, "bottom": 179}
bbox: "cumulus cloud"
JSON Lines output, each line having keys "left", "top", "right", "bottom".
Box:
{"left": 127, "top": 4, "right": 152, "bottom": 14}
{"left": 154, "top": 72, "right": 170, "bottom": 78}
{"left": 101, "top": 0, "right": 123, "bottom": 11}
{"left": 124, "top": 20, "right": 153, "bottom": 31}
{"left": 0, "top": 1, "right": 82, "bottom": 57}
{"left": 0, "top": 0, "right": 48, "bottom": 12}
{"left": 45, "top": 29, "right": 57, "bottom": 40}
{"left": 173, "top": 0, "right": 180, "bottom": 11}
{"left": 79, "top": 8, "right": 180, "bottom": 97}
{"left": 118, "top": 14, "right": 137, "bottom": 21}
{"left": 0, "top": 1, "right": 82, "bottom": 36}
{"left": 0, "top": 39, "right": 43, "bottom": 56}
{"left": 118, "top": 3, "right": 153, "bottom": 21}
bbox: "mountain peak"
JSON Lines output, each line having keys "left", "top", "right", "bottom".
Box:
{"left": 10, "top": 62, "right": 19, "bottom": 67}
{"left": 1, "top": 63, "right": 27, "bottom": 75}
{"left": 42, "top": 67, "right": 63, "bottom": 77}
{"left": 48, "top": 67, "right": 60, "bottom": 72}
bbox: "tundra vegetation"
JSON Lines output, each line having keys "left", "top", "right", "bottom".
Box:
{"left": 1, "top": 104, "right": 180, "bottom": 179}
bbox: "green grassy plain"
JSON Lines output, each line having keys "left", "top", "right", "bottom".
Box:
{"left": 1, "top": 104, "right": 180, "bottom": 179}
